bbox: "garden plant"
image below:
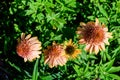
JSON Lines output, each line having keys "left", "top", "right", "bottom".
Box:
{"left": 0, "top": 0, "right": 120, "bottom": 80}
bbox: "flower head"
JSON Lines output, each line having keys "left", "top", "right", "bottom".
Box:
{"left": 16, "top": 33, "right": 42, "bottom": 62}
{"left": 64, "top": 39, "right": 81, "bottom": 59}
{"left": 76, "top": 18, "right": 112, "bottom": 54}
{"left": 44, "top": 42, "right": 67, "bottom": 68}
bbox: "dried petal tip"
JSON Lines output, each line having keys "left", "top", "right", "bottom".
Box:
{"left": 44, "top": 42, "right": 67, "bottom": 68}
{"left": 16, "top": 33, "right": 42, "bottom": 62}
{"left": 77, "top": 18, "right": 112, "bottom": 54}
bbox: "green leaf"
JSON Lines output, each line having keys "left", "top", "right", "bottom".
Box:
{"left": 73, "top": 65, "right": 80, "bottom": 75}
{"left": 43, "top": 41, "right": 51, "bottom": 47}
{"left": 98, "top": 17, "right": 108, "bottom": 24}
{"left": 112, "top": 47, "right": 120, "bottom": 58}
{"left": 87, "top": 54, "right": 97, "bottom": 59}
{"left": 107, "top": 74, "right": 120, "bottom": 80}
{"left": 50, "top": 34, "right": 62, "bottom": 41}
{"left": 103, "top": 59, "right": 115, "bottom": 71}
{"left": 41, "top": 75, "right": 53, "bottom": 80}
{"left": 107, "top": 66, "right": 120, "bottom": 73}
{"left": 87, "top": 16, "right": 95, "bottom": 20}
{"left": 14, "top": 24, "right": 21, "bottom": 32}
{"left": 32, "top": 59, "right": 39, "bottom": 80}
{"left": 36, "top": 13, "right": 44, "bottom": 21}
{"left": 8, "top": 61, "right": 21, "bottom": 72}
{"left": 97, "top": 4, "right": 108, "bottom": 18}
{"left": 84, "top": 63, "right": 89, "bottom": 73}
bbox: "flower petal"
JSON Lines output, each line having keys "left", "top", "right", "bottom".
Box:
{"left": 85, "top": 44, "right": 91, "bottom": 51}
{"left": 28, "top": 37, "right": 38, "bottom": 42}
{"left": 89, "top": 45, "right": 94, "bottom": 54}
{"left": 99, "top": 43, "right": 105, "bottom": 51}
{"left": 24, "top": 58, "right": 27, "bottom": 62}
{"left": 103, "top": 27, "right": 108, "bottom": 31}
{"left": 94, "top": 45, "right": 99, "bottom": 54}
{"left": 25, "top": 34, "right": 31, "bottom": 40}
{"left": 21, "top": 33, "right": 25, "bottom": 40}
{"left": 30, "top": 44, "right": 41, "bottom": 51}
{"left": 104, "top": 38, "right": 109, "bottom": 45}
{"left": 95, "top": 18, "right": 99, "bottom": 26}
{"left": 79, "top": 39, "right": 85, "bottom": 44}
{"left": 80, "top": 22, "right": 86, "bottom": 27}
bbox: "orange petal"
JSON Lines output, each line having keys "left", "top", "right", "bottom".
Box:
{"left": 89, "top": 45, "right": 94, "bottom": 54}
{"left": 57, "top": 57, "right": 63, "bottom": 66}
{"left": 103, "top": 27, "right": 108, "bottom": 31}
{"left": 80, "top": 22, "right": 86, "bottom": 27}
{"left": 24, "top": 58, "right": 27, "bottom": 62}
{"left": 104, "top": 38, "right": 109, "bottom": 45}
{"left": 85, "top": 44, "right": 91, "bottom": 51}
{"left": 30, "top": 40, "right": 41, "bottom": 45}
{"left": 99, "top": 43, "right": 105, "bottom": 51}
{"left": 95, "top": 18, "right": 99, "bottom": 26}
{"left": 25, "top": 34, "right": 31, "bottom": 39}
{"left": 94, "top": 45, "right": 99, "bottom": 54}
{"left": 30, "top": 44, "right": 41, "bottom": 50}
{"left": 21, "top": 33, "right": 25, "bottom": 40}
{"left": 107, "top": 33, "right": 113, "bottom": 38}
{"left": 79, "top": 39, "right": 85, "bottom": 44}
{"left": 44, "top": 58, "right": 49, "bottom": 64}
{"left": 28, "top": 37, "right": 38, "bottom": 42}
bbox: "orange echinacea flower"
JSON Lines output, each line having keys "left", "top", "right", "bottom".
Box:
{"left": 16, "top": 33, "right": 42, "bottom": 62}
{"left": 76, "top": 18, "right": 112, "bottom": 54}
{"left": 44, "top": 42, "right": 67, "bottom": 68}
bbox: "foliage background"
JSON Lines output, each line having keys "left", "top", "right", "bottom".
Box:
{"left": 0, "top": 0, "right": 120, "bottom": 80}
